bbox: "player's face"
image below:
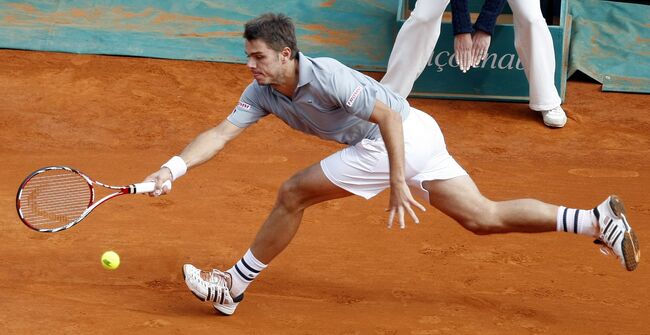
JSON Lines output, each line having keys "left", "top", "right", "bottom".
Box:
{"left": 245, "top": 39, "right": 286, "bottom": 85}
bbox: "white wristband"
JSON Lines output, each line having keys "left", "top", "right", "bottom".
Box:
{"left": 161, "top": 156, "right": 187, "bottom": 181}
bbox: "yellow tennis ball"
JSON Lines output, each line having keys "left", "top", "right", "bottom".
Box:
{"left": 101, "top": 251, "right": 120, "bottom": 270}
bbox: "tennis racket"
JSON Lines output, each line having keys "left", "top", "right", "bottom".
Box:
{"left": 16, "top": 166, "right": 171, "bottom": 233}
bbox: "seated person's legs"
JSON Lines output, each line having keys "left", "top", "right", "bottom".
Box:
{"left": 382, "top": 0, "right": 450, "bottom": 97}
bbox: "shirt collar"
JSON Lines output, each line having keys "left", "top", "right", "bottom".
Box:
{"left": 296, "top": 52, "right": 315, "bottom": 88}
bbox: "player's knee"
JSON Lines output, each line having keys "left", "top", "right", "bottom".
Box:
{"left": 276, "top": 178, "right": 308, "bottom": 211}
{"left": 456, "top": 204, "right": 503, "bottom": 235}
{"left": 459, "top": 219, "right": 495, "bottom": 235}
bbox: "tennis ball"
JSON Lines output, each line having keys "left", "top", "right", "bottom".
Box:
{"left": 101, "top": 250, "right": 120, "bottom": 270}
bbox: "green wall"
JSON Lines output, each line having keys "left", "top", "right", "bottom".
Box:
{"left": 0, "top": 0, "right": 398, "bottom": 71}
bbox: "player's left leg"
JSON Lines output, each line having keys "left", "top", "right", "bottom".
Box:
{"left": 422, "top": 175, "right": 558, "bottom": 234}
{"left": 403, "top": 107, "right": 638, "bottom": 270}
{"left": 508, "top": 0, "right": 566, "bottom": 127}
{"left": 420, "top": 175, "right": 640, "bottom": 270}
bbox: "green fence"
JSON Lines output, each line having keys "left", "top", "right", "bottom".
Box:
{"left": 0, "top": 0, "right": 398, "bottom": 71}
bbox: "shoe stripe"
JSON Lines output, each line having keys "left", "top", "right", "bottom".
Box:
{"left": 573, "top": 209, "right": 579, "bottom": 234}
{"left": 607, "top": 225, "right": 619, "bottom": 242}
{"left": 611, "top": 231, "right": 622, "bottom": 247}
{"left": 234, "top": 264, "right": 254, "bottom": 282}
{"left": 241, "top": 258, "right": 261, "bottom": 274}
{"left": 220, "top": 292, "right": 225, "bottom": 305}
{"left": 593, "top": 207, "right": 600, "bottom": 221}
{"left": 207, "top": 287, "right": 212, "bottom": 302}
{"left": 562, "top": 207, "right": 568, "bottom": 232}
{"left": 603, "top": 218, "right": 614, "bottom": 237}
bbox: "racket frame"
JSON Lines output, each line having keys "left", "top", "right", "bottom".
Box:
{"left": 16, "top": 166, "right": 156, "bottom": 233}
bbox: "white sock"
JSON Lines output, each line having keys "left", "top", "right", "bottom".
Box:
{"left": 226, "top": 249, "right": 267, "bottom": 297}
{"left": 556, "top": 206, "right": 597, "bottom": 237}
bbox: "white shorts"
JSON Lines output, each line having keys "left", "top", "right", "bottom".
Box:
{"left": 320, "top": 107, "right": 467, "bottom": 202}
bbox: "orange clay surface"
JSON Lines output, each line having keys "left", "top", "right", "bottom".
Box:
{"left": 1, "top": 49, "right": 649, "bottom": 334}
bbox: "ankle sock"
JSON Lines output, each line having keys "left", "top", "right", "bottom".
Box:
{"left": 557, "top": 206, "right": 597, "bottom": 237}
{"left": 226, "top": 249, "right": 267, "bottom": 297}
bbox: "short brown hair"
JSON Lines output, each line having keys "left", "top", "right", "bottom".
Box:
{"left": 243, "top": 13, "right": 299, "bottom": 59}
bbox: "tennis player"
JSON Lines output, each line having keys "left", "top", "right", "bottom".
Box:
{"left": 144, "top": 13, "right": 639, "bottom": 316}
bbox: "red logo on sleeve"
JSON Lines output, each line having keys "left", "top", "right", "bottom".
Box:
{"left": 237, "top": 101, "right": 251, "bottom": 110}
{"left": 346, "top": 86, "right": 363, "bottom": 107}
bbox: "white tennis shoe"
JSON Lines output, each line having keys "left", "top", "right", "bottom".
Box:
{"left": 182, "top": 264, "right": 244, "bottom": 315}
{"left": 540, "top": 105, "right": 567, "bottom": 128}
{"left": 593, "top": 195, "right": 640, "bottom": 271}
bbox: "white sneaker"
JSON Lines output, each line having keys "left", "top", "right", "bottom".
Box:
{"left": 593, "top": 196, "right": 640, "bottom": 271}
{"left": 182, "top": 264, "right": 244, "bottom": 315}
{"left": 540, "top": 106, "right": 567, "bottom": 128}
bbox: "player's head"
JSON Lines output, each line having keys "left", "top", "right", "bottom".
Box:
{"left": 243, "top": 13, "right": 299, "bottom": 85}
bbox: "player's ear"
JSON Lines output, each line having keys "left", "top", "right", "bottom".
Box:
{"left": 281, "top": 47, "right": 292, "bottom": 63}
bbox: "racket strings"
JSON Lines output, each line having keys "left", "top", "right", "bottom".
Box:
{"left": 20, "top": 171, "right": 92, "bottom": 228}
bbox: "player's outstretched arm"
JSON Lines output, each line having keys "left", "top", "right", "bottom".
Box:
{"left": 177, "top": 119, "right": 244, "bottom": 169}
{"left": 368, "top": 100, "right": 426, "bottom": 229}
{"left": 144, "top": 119, "right": 245, "bottom": 196}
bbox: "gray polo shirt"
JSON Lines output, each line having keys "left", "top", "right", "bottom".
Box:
{"left": 227, "top": 52, "right": 410, "bottom": 145}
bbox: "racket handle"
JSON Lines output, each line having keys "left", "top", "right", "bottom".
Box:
{"left": 132, "top": 180, "right": 172, "bottom": 194}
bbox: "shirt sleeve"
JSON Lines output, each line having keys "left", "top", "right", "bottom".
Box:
{"left": 226, "top": 82, "right": 270, "bottom": 128}
{"left": 451, "top": 0, "right": 473, "bottom": 35}
{"left": 329, "top": 69, "right": 378, "bottom": 121}
{"left": 474, "top": 0, "right": 507, "bottom": 35}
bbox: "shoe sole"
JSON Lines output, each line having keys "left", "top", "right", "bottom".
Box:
{"left": 213, "top": 301, "right": 239, "bottom": 316}
{"left": 622, "top": 231, "right": 640, "bottom": 271}
{"left": 543, "top": 120, "right": 567, "bottom": 128}
{"left": 181, "top": 266, "right": 240, "bottom": 316}
{"left": 609, "top": 195, "right": 641, "bottom": 271}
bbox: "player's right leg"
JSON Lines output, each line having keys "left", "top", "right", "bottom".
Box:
{"left": 248, "top": 163, "right": 354, "bottom": 264}
{"left": 381, "top": 0, "right": 449, "bottom": 97}
{"left": 183, "top": 162, "right": 353, "bottom": 315}
{"left": 421, "top": 176, "right": 640, "bottom": 270}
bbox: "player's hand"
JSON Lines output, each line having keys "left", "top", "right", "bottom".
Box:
{"left": 454, "top": 33, "right": 473, "bottom": 73}
{"left": 142, "top": 168, "right": 173, "bottom": 197}
{"left": 471, "top": 30, "right": 491, "bottom": 68}
{"left": 387, "top": 182, "right": 426, "bottom": 229}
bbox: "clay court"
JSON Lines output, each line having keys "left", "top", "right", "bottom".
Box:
{"left": 0, "top": 49, "right": 648, "bottom": 334}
